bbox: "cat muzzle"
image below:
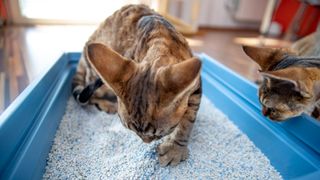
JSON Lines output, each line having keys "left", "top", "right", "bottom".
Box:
{"left": 262, "top": 107, "right": 271, "bottom": 116}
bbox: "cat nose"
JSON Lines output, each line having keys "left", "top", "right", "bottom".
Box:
{"left": 262, "top": 107, "right": 271, "bottom": 116}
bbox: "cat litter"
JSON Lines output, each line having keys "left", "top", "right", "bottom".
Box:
{"left": 43, "top": 96, "right": 282, "bottom": 179}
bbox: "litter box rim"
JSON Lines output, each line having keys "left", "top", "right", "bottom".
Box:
{"left": 0, "top": 52, "right": 319, "bottom": 180}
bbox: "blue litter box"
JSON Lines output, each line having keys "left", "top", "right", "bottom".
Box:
{"left": 0, "top": 53, "right": 319, "bottom": 180}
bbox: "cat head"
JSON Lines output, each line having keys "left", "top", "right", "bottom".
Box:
{"left": 243, "top": 46, "right": 318, "bottom": 121}
{"left": 86, "top": 43, "right": 201, "bottom": 142}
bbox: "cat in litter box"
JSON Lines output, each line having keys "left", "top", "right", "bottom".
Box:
{"left": 243, "top": 31, "right": 320, "bottom": 121}
{"left": 71, "top": 4, "right": 202, "bottom": 166}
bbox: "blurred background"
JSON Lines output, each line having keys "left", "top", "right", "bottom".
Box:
{"left": 0, "top": 0, "right": 319, "bottom": 113}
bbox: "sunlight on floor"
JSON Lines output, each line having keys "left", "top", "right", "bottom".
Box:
{"left": 233, "top": 36, "right": 291, "bottom": 48}
{"left": 186, "top": 38, "right": 203, "bottom": 47}
{"left": 24, "top": 25, "right": 96, "bottom": 80}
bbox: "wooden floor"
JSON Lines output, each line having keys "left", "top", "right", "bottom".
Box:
{"left": 189, "top": 28, "right": 262, "bottom": 80}
{"left": 0, "top": 25, "right": 264, "bottom": 113}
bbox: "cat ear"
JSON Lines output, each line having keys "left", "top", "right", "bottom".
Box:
{"left": 159, "top": 57, "right": 201, "bottom": 94}
{"left": 261, "top": 69, "right": 312, "bottom": 98}
{"left": 261, "top": 71, "right": 298, "bottom": 89}
{"left": 86, "top": 43, "right": 137, "bottom": 85}
{"left": 242, "top": 46, "right": 295, "bottom": 71}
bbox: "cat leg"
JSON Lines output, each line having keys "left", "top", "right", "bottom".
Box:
{"left": 90, "top": 98, "right": 118, "bottom": 114}
{"left": 157, "top": 89, "right": 201, "bottom": 166}
{"left": 89, "top": 87, "right": 118, "bottom": 114}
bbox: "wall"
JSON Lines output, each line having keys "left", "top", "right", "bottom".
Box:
{"left": 169, "top": 0, "right": 268, "bottom": 29}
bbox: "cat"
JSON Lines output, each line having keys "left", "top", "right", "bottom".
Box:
{"left": 72, "top": 4, "right": 202, "bottom": 166}
{"left": 243, "top": 31, "right": 320, "bottom": 121}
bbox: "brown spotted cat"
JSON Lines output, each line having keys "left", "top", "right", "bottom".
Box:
{"left": 243, "top": 31, "right": 320, "bottom": 121}
{"left": 72, "top": 4, "right": 202, "bottom": 166}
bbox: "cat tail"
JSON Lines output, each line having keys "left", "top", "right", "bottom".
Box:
{"left": 72, "top": 55, "right": 103, "bottom": 105}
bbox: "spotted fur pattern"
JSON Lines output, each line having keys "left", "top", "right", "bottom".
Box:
{"left": 72, "top": 4, "right": 202, "bottom": 166}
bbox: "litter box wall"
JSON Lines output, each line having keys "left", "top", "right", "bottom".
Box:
{"left": 0, "top": 53, "right": 80, "bottom": 180}
{"left": 0, "top": 52, "right": 319, "bottom": 179}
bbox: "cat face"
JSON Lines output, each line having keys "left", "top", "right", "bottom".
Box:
{"left": 115, "top": 65, "right": 193, "bottom": 143}
{"left": 243, "top": 46, "right": 318, "bottom": 121}
{"left": 86, "top": 43, "right": 201, "bottom": 142}
{"left": 116, "top": 86, "right": 189, "bottom": 143}
{"left": 258, "top": 72, "right": 313, "bottom": 121}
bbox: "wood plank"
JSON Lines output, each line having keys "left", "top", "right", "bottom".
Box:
{"left": 0, "top": 49, "right": 5, "bottom": 72}
{"left": 9, "top": 56, "right": 19, "bottom": 102}
{"left": 4, "top": 73, "right": 10, "bottom": 108}
{"left": 12, "top": 35, "right": 24, "bottom": 76}
{"left": 0, "top": 72, "right": 5, "bottom": 113}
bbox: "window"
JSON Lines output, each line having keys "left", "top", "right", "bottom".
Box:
{"left": 11, "top": 0, "right": 150, "bottom": 24}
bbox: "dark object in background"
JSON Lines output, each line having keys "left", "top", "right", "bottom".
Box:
{"left": 0, "top": 0, "right": 8, "bottom": 26}
{"left": 272, "top": 0, "right": 320, "bottom": 40}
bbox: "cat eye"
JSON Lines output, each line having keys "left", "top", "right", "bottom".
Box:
{"left": 129, "top": 123, "right": 139, "bottom": 133}
{"left": 260, "top": 85, "right": 269, "bottom": 94}
{"left": 143, "top": 123, "right": 152, "bottom": 132}
{"left": 143, "top": 123, "right": 156, "bottom": 135}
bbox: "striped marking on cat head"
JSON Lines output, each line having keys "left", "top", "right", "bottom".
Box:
{"left": 86, "top": 42, "right": 201, "bottom": 141}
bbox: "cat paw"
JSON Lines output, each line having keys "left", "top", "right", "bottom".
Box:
{"left": 93, "top": 101, "right": 118, "bottom": 114}
{"left": 157, "top": 141, "right": 189, "bottom": 166}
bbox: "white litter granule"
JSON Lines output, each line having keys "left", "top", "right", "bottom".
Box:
{"left": 43, "top": 96, "right": 282, "bottom": 179}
